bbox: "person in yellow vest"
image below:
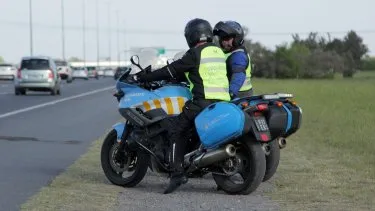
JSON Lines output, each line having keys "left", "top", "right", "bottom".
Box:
{"left": 136, "top": 18, "right": 230, "bottom": 194}
{"left": 213, "top": 21, "right": 253, "bottom": 99}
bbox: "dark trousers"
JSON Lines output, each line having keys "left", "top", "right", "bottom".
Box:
{"left": 167, "top": 99, "right": 216, "bottom": 173}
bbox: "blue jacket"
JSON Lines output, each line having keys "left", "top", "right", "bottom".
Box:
{"left": 227, "top": 51, "right": 249, "bottom": 97}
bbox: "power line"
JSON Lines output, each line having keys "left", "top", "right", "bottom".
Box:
{"left": 1, "top": 19, "right": 375, "bottom": 36}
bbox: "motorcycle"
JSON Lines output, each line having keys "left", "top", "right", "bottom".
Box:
{"left": 165, "top": 53, "right": 299, "bottom": 183}
{"left": 100, "top": 55, "right": 303, "bottom": 194}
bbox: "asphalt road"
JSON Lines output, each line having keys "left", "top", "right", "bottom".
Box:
{"left": 0, "top": 77, "right": 120, "bottom": 211}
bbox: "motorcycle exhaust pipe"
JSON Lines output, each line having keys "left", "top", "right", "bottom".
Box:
{"left": 278, "top": 137, "right": 287, "bottom": 149}
{"left": 191, "top": 144, "right": 236, "bottom": 169}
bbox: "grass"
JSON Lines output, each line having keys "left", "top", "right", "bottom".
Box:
{"left": 254, "top": 71, "right": 375, "bottom": 210}
{"left": 20, "top": 71, "right": 375, "bottom": 211}
{"left": 20, "top": 135, "right": 123, "bottom": 211}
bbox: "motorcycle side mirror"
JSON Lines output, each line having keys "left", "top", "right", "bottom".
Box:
{"left": 130, "top": 55, "right": 144, "bottom": 72}
{"left": 130, "top": 55, "right": 140, "bottom": 66}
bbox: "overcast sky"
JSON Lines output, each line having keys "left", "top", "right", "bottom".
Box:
{"left": 0, "top": 0, "right": 373, "bottom": 63}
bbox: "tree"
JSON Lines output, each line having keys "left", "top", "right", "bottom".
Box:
{"left": 273, "top": 43, "right": 298, "bottom": 78}
{"left": 288, "top": 43, "right": 311, "bottom": 78}
{"left": 324, "top": 31, "right": 368, "bottom": 77}
{"left": 343, "top": 31, "right": 369, "bottom": 70}
{"left": 303, "top": 50, "right": 345, "bottom": 79}
{"left": 325, "top": 38, "right": 345, "bottom": 54}
{"left": 244, "top": 40, "right": 275, "bottom": 78}
{"left": 292, "top": 32, "right": 327, "bottom": 51}
{"left": 0, "top": 56, "right": 4, "bottom": 63}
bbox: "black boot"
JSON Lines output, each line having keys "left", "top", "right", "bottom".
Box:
{"left": 163, "top": 172, "right": 188, "bottom": 194}
{"left": 164, "top": 130, "right": 189, "bottom": 194}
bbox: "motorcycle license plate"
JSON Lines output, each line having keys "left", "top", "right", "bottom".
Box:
{"left": 253, "top": 116, "right": 269, "bottom": 132}
{"left": 250, "top": 116, "right": 271, "bottom": 142}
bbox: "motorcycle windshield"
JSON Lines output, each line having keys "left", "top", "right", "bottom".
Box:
{"left": 130, "top": 48, "right": 159, "bottom": 75}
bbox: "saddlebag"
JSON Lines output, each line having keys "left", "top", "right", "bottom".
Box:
{"left": 266, "top": 102, "right": 302, "bottom": 139}
{"left": 195, "top": 102, "right": 245, "bottom": 149}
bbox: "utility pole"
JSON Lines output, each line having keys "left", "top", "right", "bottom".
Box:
{"left": 96, "top": 0, "right": 100, "bottom": 68}
{"left": 123, "top": 20, "right": 128, "bottom": 61}
{"left": 61, "top": 0, "right": 66, "bottom": 60}
{"left": 116, "top": 10, "right": 120, "bottom": 64}
{"left": 107, "top": 2, "right": 111, "bottom": 66}
{"left": 82, "top": 0, "right": 86, "bottom": 67}
{"left": 29, "top": 0, "right": 33, "bottom": 56}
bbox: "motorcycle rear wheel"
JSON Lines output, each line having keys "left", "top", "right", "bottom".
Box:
{"left": 213, "top": 139, "right": 266, "bottom": 195}
{"left": 101, "top": 129, "right": 149, "bottom": 187}
{"left": 262, "top": 140, "right": 280, "bottom": 182}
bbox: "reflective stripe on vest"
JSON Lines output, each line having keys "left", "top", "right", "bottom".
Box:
{"left": 186, "top": 46, "right": 230, "bottom": 101}
{"left": 225, "top": 48, "right": 252, "bottom": 91}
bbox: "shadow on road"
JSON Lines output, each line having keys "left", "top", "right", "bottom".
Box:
{"left": 0, "top": 136, "right": 82, "bottom": 145}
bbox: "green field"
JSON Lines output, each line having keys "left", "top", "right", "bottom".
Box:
{"left": 21, "top": 71, "right": 375, "bottom": 211}
{"left": 255, "top": 71, "right": 375, "bottom": 210}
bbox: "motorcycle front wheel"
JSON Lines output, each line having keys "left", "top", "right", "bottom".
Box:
{"left": 213, "top": 138, "right": 266, "bottom": 195}
{"left": 101, "top": 129, "right": 149, "bottom": 187}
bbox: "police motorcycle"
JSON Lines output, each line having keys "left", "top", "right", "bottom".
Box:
{"left": 166, "top": 51, "right": 302, "bottom": 183}
{"left": 101, "top": 54, "right": 303, "bottom": 195}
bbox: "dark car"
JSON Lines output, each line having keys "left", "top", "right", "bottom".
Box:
{"left": 114, "top": 66, "right": 131, "bottom": 80}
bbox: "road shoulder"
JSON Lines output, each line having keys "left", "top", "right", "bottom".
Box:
{"left": 20, "top": 136, "right": 123, "bottom": 211}
{"left": 21, "top": 134, "right": 280, "bottom": 211}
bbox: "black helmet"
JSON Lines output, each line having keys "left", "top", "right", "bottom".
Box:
{"left": 184, "top": 18, "right": 213, "bottom": 48}
{"left": 213, "top": 21, "right": 244, "bottom": 47}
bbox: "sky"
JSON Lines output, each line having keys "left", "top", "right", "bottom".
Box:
{"left": 0, "top": 0, "right": 374, "bottom": 63}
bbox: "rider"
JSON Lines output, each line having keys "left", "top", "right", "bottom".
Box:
{"left": 136, "top": 18, "right": 231, "bottom": 194}
{"left": 213, "top": 21, "right": 253, "bottom": 99}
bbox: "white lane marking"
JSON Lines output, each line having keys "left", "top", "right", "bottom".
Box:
{"left": 0, "top": 92, "right": 10, "bottom": 95}
{"left": 0, "top": 86, "right": 115, "bottom": 119}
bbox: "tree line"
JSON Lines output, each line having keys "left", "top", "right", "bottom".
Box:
{"left": 242, "top": 29, "right": 375, "bottom": 79}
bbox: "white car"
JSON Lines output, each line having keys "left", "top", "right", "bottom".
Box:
{"left": 97, "top": 69, "right": 104, "bottom": 76}
{"left": 15, "top": 56, "right": 62, "bottom": 95}
{"left": 72, "top": 67, "right": 89, "bottom": 80}
{"left": 55, "top": 60, "right": 73, "bottom": 83}
{"left": 104, "top": 68, "right": 115, "bottom": 77}
{"left": 0, "top": 63, "right": 17, "bottom": 80}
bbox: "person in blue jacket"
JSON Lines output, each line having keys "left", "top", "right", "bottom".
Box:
{"left": 213, "top": 21, "right": 253, "bottom": 99}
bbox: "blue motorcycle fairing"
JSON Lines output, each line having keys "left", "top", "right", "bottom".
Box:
{"left": 119, "top": 87, "right": 160, "bottom": 108}
{"left": 153, "top": 85, "right": 192, "bottom": 100}
{"left": 113, "top": 122, "right": 126, "bottom": 141}
{"left": 117, "top": 81, "right": 192, "bottom": 109}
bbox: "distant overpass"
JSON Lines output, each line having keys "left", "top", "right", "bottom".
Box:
{"left": 69, "top": 57, "right": 169, "bottom": 68}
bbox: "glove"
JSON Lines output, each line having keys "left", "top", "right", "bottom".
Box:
{"left": 137, "top": 73, "right": 148, "bottom": 82}
{"left": 132, "top": 71, "right": 147, "bottom": 83}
